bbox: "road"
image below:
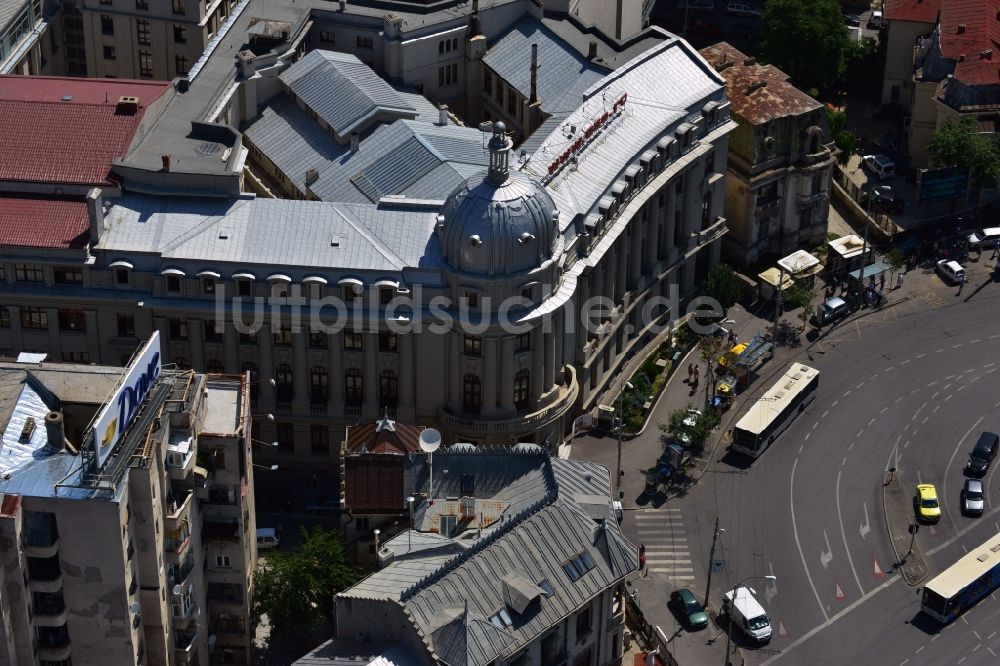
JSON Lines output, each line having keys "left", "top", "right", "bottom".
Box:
{"left": 578, "top": 255, "right": 1000, "bottom": 664}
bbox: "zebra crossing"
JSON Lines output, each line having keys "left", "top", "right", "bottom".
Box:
{"left": 634, "top": 508, "right": 696, "bottom": 584}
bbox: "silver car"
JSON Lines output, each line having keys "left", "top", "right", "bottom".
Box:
{"left": 962, "top": 479, "right": 985, "bottom": 516}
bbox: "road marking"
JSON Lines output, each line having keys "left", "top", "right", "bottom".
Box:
{"left": 900, "top": 359, "right": 910, "bottom": 365}
{"left": 900, "top": 660, "right": 909, "bottom": 666}
{"left": 921, "top": 416, "right": 929, "bottom": 424}
{"left": 880, "top": 407, "right": 889, "bottom": 414}
{"left": 841, "top": 456, "right": 847, "bottom": 466}
{"left": 763, "top": 576, "right": 899, "bottom": 664}
{"left": 941, "top": 383, "right": 951, "bottom": 390}
{"left": 945, "top": 394, "right": 954, "bottom": 402}
{"left": 832, "top": 400, "right": 839, "bottom": 407}
{"left": 790, "top": 457, "right": 829, "bottom": 622}
{"left": 798, "top": 445, "right": 804, "bottom": 453}
{"left": 988, "top": 631, "right": 996, "bottom": 640}
{"left": 843, "top": 390, "right": 852, "bottom": 397}
{"left": 990, "top": 648, "right": 997, "bottom": 658}
{"left": 858, "top": 429, "right": 865, "bottom": 438}
{"left": 973, "top": 630, "right": 982, "bottom": 640}
{"left": 915, "top": 646, "right": 924, "bottom": 654}
{"left": 821, "top": 530, "right": 834, "bottom": 569}
{"left": 836, "top": 470, "right": 864, "bottom": 595}
{"left": 805, "top": 432, "right": 811, "bottom": 441}
{"left": 822, "top": 410, "right": 829, "bottom": 418}
{"left": 971, "top": 339, "right": 982, "bottom": 344}
{"left": 856, "top": 382, "right": 865, "bottom": 389}
{"left": 933, "top": 405, "right": 940, "bottom": 413}
{"left": 958, "top": 657, "right": 966, "bottom": 664}
{"left": 813, "top": 422, "right": 818, "bottom": 430}
{"left": 860, "top": 502, "right": 870, "bottom": 539}
{"left": 973, "top": 644, "right": 981, "bottom": 652}
{"left": 904, "top": 439, "right": 911, "bottom": 449}
{"left": 935, "top": 349, "right": 944, "bottom": 353}
{"left": 896, "top": 397, "right": 903, "bottom": 404}
{"left": 917, "top": 353, "right": 926, "bottom": 358}
{"left": 926, "top": 381, "right": 938, "bottom": 387}
{"left": 848, "top": 442, "right": 854, "bottom": 451}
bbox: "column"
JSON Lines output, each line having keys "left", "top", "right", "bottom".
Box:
{"left": 363, "top": 332, "right": 378, "bottom": 418}
{"left": 500, "top": 336, "right": 514, "bottom": 413}
{"left": 293, "top": 331, "right": 308, "bottom": 404}
{"left": 45, "top": 307, "right": 59, "bottom": 353}
{"left": 399, "top": 333, "right": 415, "bottom": 419}
{"left": 482, "top": 337, "right": 498, "bottom": 415}
{"left": 664, "top": 183, "right": 678, "bottom": 255}
{"left": 258, "top": 324, "right": 274, "bottom": 406}
{"left": 629, "top": 219, "right": 642, "bottom": 287}
{"left": 646, "top": 196, "right": 660, "bottom": 270}
{"left": 224, "top": 323, "right": 239, "bottom": 373}
{"left": 329, "top": 331, "right": 344, "bottom": 417}
{"left": 615, "top": 240, "right": 627, "bottom": 303}
{"left": 531, "top": 327, "right": 545, "bottom": 398}
{"left": 84, "top": 311, "right": 100, "bottom": 362}
{"left": 552, "top": 311, "right": 564, "bottom": 385}
{"left": 448, "top": 332, "right": 462, "bottom": 412}
{"left": 603, "top": 251, "right": 616, "bottom": 303}
{"left": 189, "top": 320, "right": 205, "bottom": 370}
{"left": 543, "top": 329, "right": 555, "bottom": 393}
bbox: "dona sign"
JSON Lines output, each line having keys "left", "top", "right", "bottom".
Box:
{"left": 92, "top": 332, "right": 162, "bottom": 468}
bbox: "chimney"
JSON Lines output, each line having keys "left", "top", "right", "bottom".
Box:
{"left": 161, "top": 154, "right": 171, "bottom": 171}
{"left": 470, "top": 0, "right": 481, "bottom": 36}
{"left": 86, "top": 187, "right": 104, "bottom": 245}
{"left": 587, "top": 40, "right": 597, "bottom": 59}
{"left": 957, "top": 23, "right": 966, "bottom": 33}
{"left": 529, "top": 43, "right": 539, "bottom": 106}
{"left": 350, "top": 132, "right": 360, "bottom": 153}
{"left": 45, "top": 411, "right": 67, "bottom": 452}
{"left": 305, "top": 168, "right": 319, "bottom": 185}
{"left": 438, "top": 104, "right": 449, "bottom": 126}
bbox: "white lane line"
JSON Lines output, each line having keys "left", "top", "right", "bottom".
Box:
{"left": 822, "top": 410, "right": 829, "bottom": 418}
{"left": 952, "top": 344, "right": 963, "bottom": 349}
{"left": 935, "top": 349, "right": 945, "bottom": 353}
{"left": 958, "top": 657, "right": 966, "bottom": 664}
{"left": 917, "top": 353, "right": 927, "bottom": 358}
{"left": 805, "top": 432, "right": 811, "bottom": 441}
{"left": 764, "top": 576, "right": 899, "bottom": 664}
{"left": 972, "top": 644, "right": 981, "bottom": 652}
{"left": 987, "top": 361, "right": 998, "bottom": 366}
{"left": 867, "top": 417, "right": 875, "bottom": 426}
{"left": 798, "top": 445, "right": 804, "bottom": 453}
{"left": 903, "top": 439, "right": 911, "bottom": 449}
{"left": 941, "top": 384, "right": 951, "bottom": 390}
{"left": 649, "top": 567, "right": 694, "bottom": 572}
{"left": 901, "top": 359, "right": 910, "bottom": 365}
{"left": 933, "top": 405, "right": 941, "bottom": 413}
{"left": 915, "top": 646, "right": 925, "bottom": 654}
{"left": 900, "top": 659, "right": 909, "bottom": 666}
{"left": 813, "top": 422, "right": 818, "bottom": 430}
{"left": 926, "top": 381, "right": 938, "bottom": 387}
{"left": 922, "top": 416, "right": 929, "bottom": 424}
{"left": 857, "top": 430, "right": 865, "bottom": 439}
{"left": 790, "top": 457, "right": 829, "bottom": 622}
{"left": 856, "top": 382, "right": 865, "bottom": 389}
{"left": 988, "top": 631, "right": 996, "bottom": 640}
{"left": 989, "top": 648, "right": 997, "bottom": 658}
{"left": 880, "top": 407, "right": 889, "bottom": 414}
{"left": 973, "top": 630, "right": 982, "bottom": 640}
{"left": 848, "top": 442, "right": 854, "bottom": 451}
{"left": 895, "top": 397, "right": 903, "bottom": 404}
{"left": 971, "top": 339, "right": 982, "bottom": 344}
{"left": 843, "top": 390, "right": 852, "bottom": 397}
{"left": 836, "top": 469, "right": 864, "bottom": 595}
{"left": 956, "top": 385, "right": 967, "bottom": 392}
{"left": 841, "top": 456, "right": 847, "bottom": 466}
{"left": 931, "top": 634, "right": 940, "bottom": 642}
{"left": 832, "top": 400, "right": 839, "bottom": 407}
{"left": 945, "top": 394, "right": 954, "bottom": 402}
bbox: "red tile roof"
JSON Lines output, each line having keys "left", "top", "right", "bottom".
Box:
{"left": 0, "top": 197, "right": 90, "bottom": 249}
{"left": 885, "top": 0, "right": 942, "bottom": 24}
{"left": 939, "top": 0, "right": 1000, "bottom": 85}
{"left": 0, "top": 76, "right": 170, "bottom": 186}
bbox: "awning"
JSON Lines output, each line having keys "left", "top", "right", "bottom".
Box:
{"left": 848, "top": 261, "right": 890, "bottom": 282}
{"left": 373, "top": 278, "right": 399, "bottom": 289}
{"left": 160, "top": 267, "right": 186, "bottom": 276}
{"left": 231, "top": 272, "right": 256, "bottom": 281}
{"left": 302, "top": 275, "right": 328, "bottom": 285}
{"left": 337, "top": 277, "right": 364, "bottom": 288}
{"left": 266, "top": 273, "right": 291, "bottom": 282}
{"left": 196, "top": 270, "right": 221, "bottom": 279}
{"left": 109, "top": 260, "right": 134, "bottom": 270}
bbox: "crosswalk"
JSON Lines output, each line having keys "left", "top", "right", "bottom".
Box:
{"left": 634, "top": 508, "right": 696, "bottom": 584}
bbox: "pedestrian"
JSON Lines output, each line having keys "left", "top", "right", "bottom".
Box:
{"left": 693, "top": 365, "right": 700, "bottom": 382}
{"left": 958, "top": 273, "right": 967, "bottom": 295}
{"left": 896, "top": 271, "right": 904, "bottom": 289}
{"left": 879, "top": 273, "right": 886, "bottom": 292}
{"left": 992, "top": 240, "right": 1000, "bottom": 259}
{"left": 686, "top": 363, "right": 693, "bottom": 384}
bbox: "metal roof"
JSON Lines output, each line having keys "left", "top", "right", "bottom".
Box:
{"left": 280, "top": 50, "right": 418, "bottom": 141}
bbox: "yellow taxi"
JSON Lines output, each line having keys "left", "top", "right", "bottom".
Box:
{"left": 718, "top": 342, "right": 748, "bottom": 368}
{"left": 915, "top": 484, "right": 941, "bottom": 523}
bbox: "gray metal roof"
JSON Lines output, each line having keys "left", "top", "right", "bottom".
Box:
{"left": 280, "top": 50, "right": 418, "bottom": 141}
{"left": 293, "top": 640, "right": 423, "bottom": 666}
{"left": 483, "top": 16, "right": 609, "bottom": 114}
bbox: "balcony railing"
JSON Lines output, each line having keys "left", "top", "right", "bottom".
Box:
{"left": 797, "top": 190, "right": 828, "bottom": 208}
{"left": 754, "top": 196, "right": 781, "bottom": 215}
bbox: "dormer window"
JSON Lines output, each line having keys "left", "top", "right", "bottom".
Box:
{"left": 202, "top": 277, "right": 215, "bottom": 294}
{"left": 166, "top": 275, "right": 181, "bottom": 292}
{"left": 110, "top": 260, "right": 133, "bottom": 286}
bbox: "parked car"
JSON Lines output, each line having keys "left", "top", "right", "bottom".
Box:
{"left": 867, "top": 9, "right": 884, "bottom": 28}
{"left": 305, "top": 497, "right": 339, "bottom": 515}
{"left": 843, "top": 12, "right": 861, "bottom": 26}
{"left": 965, "top": 432, "right": 999, "bottom": 478}
{"left": 915, "top": 483, "right": 941, "bottom": 523}
{"left": 671, "top": 588, "right": 709, "bottom": 629}
{"left": 966, "top": 227, "right": 1000, "bottom": 249}
{"left": 256, "top": 527, "right": 280, "bottom": 549}
{"left": 871, "top": 189, "right": 905, "bottom": 213}
{"left": 862, "top": 154, "right": 895, "bottom": 179}
{"left": 936, "top": 259, "right": 966, "bottom": 285}
{"left": 814, "top": 296, "right": 850, "bottom": 327}
{"left": 677, "top": 0, "right": 715, "bottom": 12}
{"left": 726, "top": 1, "right": 762, "bottom": 17}
{"left": 961, "top": 479, "right": 985, "bottom": 517}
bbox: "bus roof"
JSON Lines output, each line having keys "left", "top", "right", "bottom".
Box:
{"left": 925, "top": 532, "right": 1000, "bottom": 599}
{"left": 733, "top": 363, "right": 819, "bottom": 436}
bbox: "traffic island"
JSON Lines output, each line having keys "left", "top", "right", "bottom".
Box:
{"left": 882, "top": 472, "right": 929, "bottom": 585}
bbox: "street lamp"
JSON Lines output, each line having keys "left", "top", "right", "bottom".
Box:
{"left": 724, "top": 575, "right": 777, "bottom": 666}
{"left": 373, "top": 528, "right": 381, "bottom": 569}
{"left": 616, "top": 380, "right": 634, "bottom": 499}
{"left": 406, "top": 496, "right": 415, "bottom": 550}
{"left": 252, "top": 464, "right": 279, "bottom": 471}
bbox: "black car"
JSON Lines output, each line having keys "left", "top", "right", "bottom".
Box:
{"left": 843, "top": 13, "right": 861, "bottom": 26}
{"left": 966, "top": 432, "right": 1000, "bottom": 477}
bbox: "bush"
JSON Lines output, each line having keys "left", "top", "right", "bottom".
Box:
{"left": 703, "top": 264, "right": 744, "bottom": 310}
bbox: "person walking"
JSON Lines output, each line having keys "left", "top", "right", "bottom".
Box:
{"left": 896, "top": 271, "right": 904, "bottom": 289}
{"left": 992, "top": 239, "right": 1000, "bottom": 259}
{"left": 686, "top": 363, "right": 694, "bottom": 384}
{"left": 958, "top": 273, "right": 967, "bottom": 295}
{"left": 879, "top": 273, "right": 886, "bottom": 292}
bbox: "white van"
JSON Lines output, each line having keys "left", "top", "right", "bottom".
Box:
{"left": 723, "top": 586, "right": 772, "bottom": 644}
{"left": 256, "top": 527, "right": 279, "bottom": 550}
{"left": 967, "top": 227, "right": 1000, "bottom": 249}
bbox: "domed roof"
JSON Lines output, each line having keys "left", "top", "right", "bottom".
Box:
{"left": 437, "top": 123, "right": 559, "bottom": 276}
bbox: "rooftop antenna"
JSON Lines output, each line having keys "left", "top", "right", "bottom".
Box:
{"left": 419, "top": 428, "right": 441, "bottom": 504}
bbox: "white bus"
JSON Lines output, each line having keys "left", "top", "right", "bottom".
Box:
{"left": 921, "top": 532, "right": 1000, "bottom": 623}
{"left": 731, "top": 363, "right": 819, "bottom": 458}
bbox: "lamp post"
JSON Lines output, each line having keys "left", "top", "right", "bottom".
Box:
{"left": 373, "top": 528, "right": 381, "bottom": 569}
{"left": 406, "top": 495, "right": 415, "bottom": 551}
{"left": 616, "top": 380, "right": 634, "bottom": 500}
{"left": 704, "top": 519, "right": 724, "bottom": 605}
{"left": 723, "top": 575, "right": 776, "bottom": 666}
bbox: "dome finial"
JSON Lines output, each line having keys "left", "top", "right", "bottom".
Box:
{"left": 487, "top": 121, "right": 511, "bottom": 186}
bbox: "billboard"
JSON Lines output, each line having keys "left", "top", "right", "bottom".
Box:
{"left": 92, "top": 332, "right": 162, "bottom": 468}
{"left": 919, "top": 166, "right": 969, "bottom": 204}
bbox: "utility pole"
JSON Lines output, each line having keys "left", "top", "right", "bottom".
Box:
{"left": 704, "top": 517, "right": 723, "bottom": 605}
{"left": 615, "top": 380, "right": 633, "bottom": 500}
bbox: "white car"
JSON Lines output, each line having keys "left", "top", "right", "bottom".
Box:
{"left": 936, "top": 259, "right": 966, "bottom": 285}
{"left": 967, "top": 227, "right": 1000, "bottom": 249}
{"left": 726, "top": 1, "right": 761, "bottom": 17}
{"left": 862, "top": 154, "right": 895, "bottom": 180}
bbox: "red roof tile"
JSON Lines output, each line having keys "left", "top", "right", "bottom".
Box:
{"left": 885, "top": 0, "right": 942, "bottom": 24}
{"left": 0, "top": 197, "right": 90, "bottom": 249}
{"left": 939, "top": 0, "right": 1000, "bottom": 60}
{"left": 0, "top": 76, "right": 170, "bottom": 186}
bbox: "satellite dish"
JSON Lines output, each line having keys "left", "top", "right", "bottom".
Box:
{"left": 208, "top": 635, "right": 217, "bottom": 648}
{"left": 172, "top": 584, "right": 183, "bottom": 596}
{"left": 419, "top": 428, "right": 441, "bottom": 453}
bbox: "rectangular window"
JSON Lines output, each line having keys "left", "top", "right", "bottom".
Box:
{"left": 20, "top": 308, "right": 48, "bottom": 330}
{"left": 53, "top": 267, "right": 83, "bottom": 285}
{"left": 101, "top": 14, "right": 114, "bottom": 35}
{"left": 0, "top": 308, "right": 9, "bottom": 328}
{"left": 136, "top": 0, "right": 148, "bottom": 9}
{"left": 204, "top": 322, "right": 223, "bottom": 343}
{"left": 460, "top": 474, "right": 475, "bottom": 495}
{"left": 166, "top": 275, "right": 181, "bottom": 292}
{"left": 202, "top": 277, "right": 215, "bottom": 294}
{"left": 215, "top": 555, "right": 231, "bottom": 568}
{"left": 103, "top": 45, "right": 117, "bottom": 60}
{"left": 310, "top": 425, "right": 329, "bottom": 457}
{"left": 117, "top": 313, "right": 135, "bottom": 337}
{"left": 463, "top": 291, "right": 479, "bottom": 309}
{"left": 237, "top": 279, "right": 251, "bottom": 297}
{"left": 136, "top": 19, "right": 150, "bottom": 45}
{"left": 356, "top": 35, "right": 373, "bottom": 48}
{"left": 378, "top": 331, "right": 397, "bottom": 352}
{"left": 319, "top": 30, "right": 334, "bottom": 43}
{"left": 275, "top": 423, "right": 294, "bottom": 453}
{"left": 273, "top": 325, "right": 291, "bottom": 346}
{"left": 172, "top": 0, "right": 184, "bottom": 14}
{"left": 139, "top": 51, "right": 152, "bottom": 77}
{"left": 507, "top": 89, "right": 516, "bottom": 115}
{"left": 576, "top": 605, "right": 593, "bottom": 638}
{"left": 175, "top": 55, "right": 188, "bottom": 75}
{"left": 463, "top": 335, "right": 481, "bottom": 356}
{"left": 61, "top": 351, "right": 89, "bottom": 363}
{"left": 168, "top": 317, "right": 188, "bottom": 340}
{"left": 344, "top": 332, "right": 363, "bottom": 351}
{"left": 495, "top": 80, "right": 503, "bottom": 104}
{"left": 173, "top": 24, "right": 186, "bottom": 43}
{"left": 115, "top": 268, "right": 130, "bottom": 285}
{"left": 451, "top": 63, "right": 458, "bottom": 84}
{"left": 309, "top": 331, "right": 327, "bottom": 348}
{"left": 15, "top": 264, "right": 43, "bottom": 283}
{"left": 57, "top": 309, "right": 86, "bottom": 332}
{"left": 516, "top": 333, "right": 531, "bottom": 352}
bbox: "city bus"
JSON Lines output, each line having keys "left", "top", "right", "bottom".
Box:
{"left": 921, "top": 532, "right": 1000, "bottom": 623}
{"left": 731, "top": 363, "right": 819, "bottom": 458}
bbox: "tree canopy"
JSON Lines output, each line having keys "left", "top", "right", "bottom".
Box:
{"left": 254, "top": 526, "right": 361, "bottom": 636}
{"left": 760, "top": 0, "right": 850, "bottom": 92}
{"left": 929, "top": 117, "right": 1000, "bottom": 189}
{"left": 703, "top": 263, "right": 744, "bottom": 311}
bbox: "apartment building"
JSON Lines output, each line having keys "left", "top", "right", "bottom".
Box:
{"left": 297, "top": 444, "right": 638, "bottom": 666}
{"left": 700, "top": 42, "right": 836, "bottom": 267}
{"left": 0, "top": 343, "right": 256, "bottom": 665}
{"left": 0, "top": 0, "right": 66, "bottom": 76}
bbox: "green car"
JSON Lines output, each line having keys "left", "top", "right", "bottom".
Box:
{"left": 670, "top": 588, "right": 709, "bottom": 630}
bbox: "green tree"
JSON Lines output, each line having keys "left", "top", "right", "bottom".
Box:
{"left": 703, "top": 263, "right": 744, "bottom": 311}
{"left": 929, "top": 117, "right": 1000, "bottom": 189}
{"left": 697, "top": 333, "right": 727, "bottom": 409}
{"left": 254, "top": 526, "right": 361, "bottom": 637}
{"left": 886, "top": 248, "right": 905, "bottom": 283}
{"left": 658, "top": 406, "right": 719, "bottom": 453}
{"left": 783, "top": 281, "right": 815, "bottom": 331}
{"left": 760, "top": 0, "right": 850, "bottom": 92}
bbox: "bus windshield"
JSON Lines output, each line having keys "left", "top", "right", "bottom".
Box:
{"left": 921, "top": 588, "right": 948, "bottom": 616}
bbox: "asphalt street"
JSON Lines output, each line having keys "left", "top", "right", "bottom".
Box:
{"left": 576, "top": 255, "right": 1000, "bottom": 665}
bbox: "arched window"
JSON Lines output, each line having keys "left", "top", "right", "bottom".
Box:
{"left": 206, "top": 359, "right": 224, "bottom": 373}
{"left": 514, "top": 370, "right": 530, "bottom": 409}
{"left": 345, "top": 368, "right": 363, "bottom": 406}
{"left": 379, "top": 370, "right": 398, "bottom": 408}
{"left": 310, "top": 366, "right": 328, "bottom": 405}
{"left": 463, "top": 374, "right": 481, "bottom": 414}
{"left": 275, "top": 363, "right": 293, "bottom": 402}
{"left": 241, "top": 361, "right": 258, "bottom": 404}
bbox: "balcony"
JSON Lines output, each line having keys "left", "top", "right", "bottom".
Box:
{"left": 754, "top": 196, "right": 781, "bottom": 216}
{"left": 32, "top": 596, "right": 67, "bottom": 627}
{"left": 210, "top": 613, "right": 246, "bottom": 636}
{"left": 204, "top": 518, "right": 240, "bottom": 542}
{"left": 167, "top": 552, "right": 196, "bottom": 588}
{"left": 23, "top": 513, "right": 59, "bottom": 559}
{"left": 36, "top": 626, "right": 71, "bottom": 662}
{"left": 165, "top": 529, "right": 191, "bottom": 565}
{"left": 797, "top": 190, "right": 828, "bottom": 208}
{"left": 167, "top": 431, "right": 196, "bottom": 481}
{"left": 27, "top": 555, "right": 63, "bottom": 594}
{"left": 166, "top": 487, "right": 193, "bottom": 531}
{"left": 692, "top": 216, "right": 728, "bottom": 247}
{"left": 174, "top": 629, "right": 198, "bottom": 665}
